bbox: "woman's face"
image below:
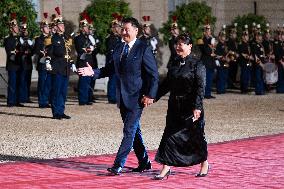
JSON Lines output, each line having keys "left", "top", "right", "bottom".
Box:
{"left": 175, "top": 39, "right": 192, "bottom": 58}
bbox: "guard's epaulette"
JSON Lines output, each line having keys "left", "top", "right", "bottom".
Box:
{"left": 4, "top": 35, "right": 9, "bottom": 39}
{"left": 34, "top": 35, "right": 40, "bottom": 39}
{"left": 105, "top": 34, "right": 110, "bottom": 38}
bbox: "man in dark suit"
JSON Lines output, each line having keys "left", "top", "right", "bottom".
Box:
{"left": 78, "top": 17, "right": 159, "bottom": 175}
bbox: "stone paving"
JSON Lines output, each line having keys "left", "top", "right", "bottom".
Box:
{"left": 0, "top": 91, "right": 283, "bottom": 161}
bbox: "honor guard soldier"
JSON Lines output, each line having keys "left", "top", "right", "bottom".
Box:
{"left": 274, "top": 25, "right": 284, "bottom": 93}
{"left": 4, "top": 13, "right": 22, "bottom": 107}
{"left": 87, "top": 16, "right": 100, "bottom": 103}
{"left": 167, "top": 16, "right": 179, "bottom": 69}
{"left": 262, "top": 23, "right": 274, "bottom": 57}
{"left": 140, "top": 16, "right": 158, "bottom": 57}
{"left": 262, "top": 24, "right": 276, "bottom": 91}
{"left": 46, "top": 7, "right": 73, "bottom": 119}
{"left": 74, "top": 12, "right": 95, "bottom": 105}
{"left": 34, "top": 12, "right": 52, "bottom": 108}
{"left": 18, "top": 16, "right": 34, "bottom": 103}
{"left": 238, "top": 26, "right": 253, "bottom": 93}
{"left": 251, "top": 26, "right": 265, "bottom": 95}
{"left": 105, "top": 13, "right": 122, "bottom": 104}
{"left": 215, "top": 26, "right": 229, "bottom": 94}
{"left": 49, "top": 14, "right": 57, "bottom": 35}
{"left": 200, "top": 24, "right": 216, "bottom": 99}
{"left": 227, "top": 23, "right": 239, "bottom": 89}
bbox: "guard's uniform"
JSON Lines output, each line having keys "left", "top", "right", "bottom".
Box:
{"left": 4, "top": 34, "right": 21, "bottom": 106}
{"left": 74, "top": 32, "right": 94, "bottom": 105}
{"left": 215, "top": 40, "right": 229, "bottom": 94}
{"left": 34, "top": 34, "right": 52, "bottom": 107}
{"left": 106, "top": 32, "right": 121, "bottom": 103}
{"left": 47, "top": 31, "right": 71, "bottom": 119}
{"left": 227, "top": 37, "right": 238, "bottom": 88}
{"left": 238, "top": 40, "right": 253, "bottom": 93}
{"left": 140, "top": 35, "right": 158, "bottom": 56}
{"left": 251, "top": 39, "right": 265, "bottom": 95}
{"left": 201, "top": 35, "right": 216, "bottom": 98}
{"left": 17, "top": 34, "right": 33, "bottom": 103}
{"left": 274, "top": 35, "right": 284, "bottom": 93}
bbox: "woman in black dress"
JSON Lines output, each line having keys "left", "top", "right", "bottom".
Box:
{"left": 153, "top": 34, "right": 209, "bottom": 179}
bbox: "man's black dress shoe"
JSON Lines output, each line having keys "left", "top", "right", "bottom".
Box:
{"left": 39, "top": 104, "right": 51, "bottom": 108}
{"left": 107, "top": 166, "right": 122, "bottom": 175}
{"left": 16, "top": 103, "right": 25, "bottom": 107}
{"left": 132, "top": 161, "right": 152, "bottom": 172}
{"left": 204, "top": 95, "right": 216, "bottom": 99}
{"left": 61, "top": 114, "right": 71, "bottom": 119}
{"left": 52, "top": 115, "right": 62, "bottom": 120}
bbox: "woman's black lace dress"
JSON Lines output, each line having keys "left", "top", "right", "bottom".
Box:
{"left": 155, "top": 55, "right": 208, "bottom": 166}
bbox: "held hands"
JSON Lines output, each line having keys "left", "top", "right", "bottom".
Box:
{"left": 193, "top": 109, "right": 202, "bottom": 122}
{"left": 78, "top": 63, "right": 94, "bottom": 76}
{"left": 141, "top": 96, "right": 154, "bottom": 108}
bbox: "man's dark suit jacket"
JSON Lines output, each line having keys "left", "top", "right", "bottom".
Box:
{"left": 95, "top": 39, "right": 159, "bottom": 110}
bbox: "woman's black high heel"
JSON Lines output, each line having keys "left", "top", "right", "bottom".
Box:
{"left": 195, "top": 164, "right": 210, "bottom": 177}
{"left": 153, "top": 169, "right": 171, "bottom": 180}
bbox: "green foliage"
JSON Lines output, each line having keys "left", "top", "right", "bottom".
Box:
{"left": 0, "top": 0, "right": 39, "bottom": 46}
{"left": 159, "top": 1, "right": 216, "bottom": 44}
{"left": 84, "top": 0, "right": 132, "bottom": 54}
{"left": 230, "top": 13, "right": 268, "bottom": 39}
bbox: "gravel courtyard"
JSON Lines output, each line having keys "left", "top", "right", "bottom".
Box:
{"left": 0, "top": 91, "right": 284, "bottom": 161}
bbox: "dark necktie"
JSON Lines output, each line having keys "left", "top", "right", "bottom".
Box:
{"left": 121, "top": 44, "right": 129, "bottom": 63}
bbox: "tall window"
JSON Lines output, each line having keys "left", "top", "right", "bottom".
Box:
{"left": 168, "top": 0, "right": 191, "bottom": 12}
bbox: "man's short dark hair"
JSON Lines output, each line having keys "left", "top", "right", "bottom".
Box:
{"left": 121, "top": 17, "right": 140, "bottom": 28}
{"left": 175, "top": 33, "right": 193, "bottom": 45}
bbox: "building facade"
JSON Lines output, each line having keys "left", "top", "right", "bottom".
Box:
{"left": 35, "top": 0, "right": 284, "bottom": 32}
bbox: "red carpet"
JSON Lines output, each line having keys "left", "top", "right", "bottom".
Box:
{"left": 0, "top": 134, "right": 283, "bottom": 189}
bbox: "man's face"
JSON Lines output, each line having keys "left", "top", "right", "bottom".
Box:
{"left": 143, "top": 26, "right": 151, "bottom": 35}
{"left": 42, "top": 26, "right": 50, "bottom": 35}
{"left": 231, "top": 33, "right": 237, "bottom": 39}
{"left": 204, "top": 28, "right": 211, "bottom": 36}
{"left": 56, "top": 23, "right": 65, "bottom": 33}
{"left": 11, "top": 25, "right": 19, "bottom": 34}
{"left": 242, "top": 34, "right": 249, "bottom": 42}
{"left": 256, "top": 34, "right": 263, "bottom": 42}
{"left": 170, "top": 28, "right": 179, "bottom": 36}
{"left": 121, "top": 22, "right": 138, "bottom": 43}
{"left": 82, "top": 26, "right": 89, "bottom": 33}
{"left": 219, "top": 35, "right": 226, "bottom": 42}
{"left": 112, "top": 24, "right": 121, "bottom": 35}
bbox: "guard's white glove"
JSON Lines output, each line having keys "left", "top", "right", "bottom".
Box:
{"left": 45, "top": 57, "right": 52, "bottom": 71}
{"left": 88, "top": 35, "right": 96, "bottom": 45}
{"left": 150, "top": 37, "right": 158, "bottom": 51}
{"left": 89, "top": 45, "right": 95, "bottom": 51}
{"left": 211, "top": 37, "right": 216, "bottom": 46}
{"left": 19, "top": 37, "right": 24, "bottom": 45}
{"left": 71, "top": 63, "right": 77, "bottom": 72}
{"left": 27, "top": 39, "right": 33, "bottom": 46}
{"left": 215, "top": 60, "right": 220, "bottom": 67}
